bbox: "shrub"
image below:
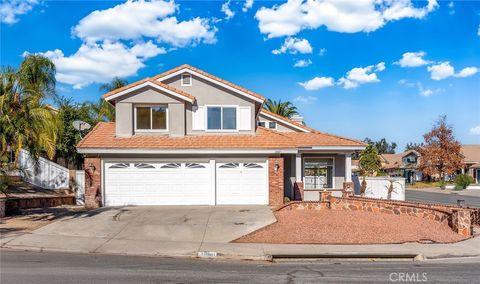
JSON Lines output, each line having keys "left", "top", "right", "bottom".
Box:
{"left": 454, "top": 174, "right": 474, "bottom": 190}
{"left": 284, "top": 197, "right": 291, "bottom": 203}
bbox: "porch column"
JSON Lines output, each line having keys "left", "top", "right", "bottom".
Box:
{"left": 345, "top": 152, "right": 352, "bottom": 182}
{"left": 295, "top": 153, "right": 302, "bottom": 181}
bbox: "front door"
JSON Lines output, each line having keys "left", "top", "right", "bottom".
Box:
{"left": 303, "top": 158, "right": 334, "bottom": 189}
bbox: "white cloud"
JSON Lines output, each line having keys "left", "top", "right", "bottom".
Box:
{"left": 455, "top": 67, "right": 478, "bottom": 78}
{"left": 242, "top": 0, "right": 254, "bottom": 12}
{"left": 294, "top": 95, "right": 317, "bottom": 103}
{"left": 417, "top": 82, "right": 442, "bottom": 97}
{"left": 299, "top": 76, "right": 334, "bottom": 90}
{"left": 73, "top": 0, "right": 217, "bottom": 47}
{"left": 318, "top": 48, "right": 326, "bottom": 56}
{"left": 272, "top": 37, "right": 312, "bottom": 55}
{"left": 129, "top": 40, "right": 166, "bottom": 58}
{"left": 398, "top": 79, "right": 415, "bottom": 87}
{"left": 221, "top": 1, "right": 235, "bottom": 20}
{"left": 395, "top": 51, "right": 431, "bottom": 67}
{"left": 293, "top": 59, "right": 312, "bottom": 68}
{"left": 478, "top": 24, "right": 480, "bottom": 36}
{"left": 33, "top": 42, "right": 165, "bottom": 89}
{"left": 470, "top": 125, "right": 480, "bottom": 135}
{"left": 375, "top": 62, "right": 386, "bottom": 71}
{"left": 1, "top": 0, "right": 38, "bottom": 24}
{"left": 428, "top": 62, "right": 478, "bottom": 80}
{"left": 28, "top": 0, "right": 218, "bottom": 89}
{"left": 448, "top": 1, "right": 454, "bottom": 15}
{"left": 255, "top": 0, "right": 438, "bottom": 39}
{"left": 337, "top": 62, "right": 385, "bottom": 89}
{"left": 427, "top": 61, "right": 455, "bottom": 80}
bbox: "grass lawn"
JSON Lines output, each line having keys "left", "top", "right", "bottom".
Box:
{"left": 406, "top": 181, "right": 453, "bottom": 189}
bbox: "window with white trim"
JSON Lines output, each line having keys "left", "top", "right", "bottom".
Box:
{"left": 135, "top": 106, "right": 168, "bottom": 131}
{"left": 207, "top": 106, "right": 237, "bottom": 130}
{"left": 181, "top": 74, "right": 192, "bottom": 86}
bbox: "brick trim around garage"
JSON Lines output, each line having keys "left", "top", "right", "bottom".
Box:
{"left": 268, "top": 157, "right": 284, "bottom": 206}
{"left": 84, "top": 157, "right": 102, "bottom": 209}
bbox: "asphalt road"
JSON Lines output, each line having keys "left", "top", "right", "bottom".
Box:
{"left": 405, "top": 190, "right": 480, "bottom": 207}
{"left": 1, "top": 250, "right": 480, "bottom": 283}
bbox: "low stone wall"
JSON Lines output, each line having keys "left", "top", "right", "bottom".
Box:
{"left": 328, "top": 196, "right": 451, "bottom": 225}
{"left": 5, "top": 195, "right": 75, "bottom": 214}
{"left": 279, "top": 195, "right": 473, "bottom": 237}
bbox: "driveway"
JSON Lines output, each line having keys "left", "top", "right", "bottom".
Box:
{"left": 2, "top": 206, "right": 276, "bottom": 257}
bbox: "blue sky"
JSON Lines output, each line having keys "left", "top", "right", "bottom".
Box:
{"left": 1, "top": 0, "right": 479, "bottom": 151}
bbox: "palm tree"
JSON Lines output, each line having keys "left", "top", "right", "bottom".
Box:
{"left": 0, "top": 55, "right": 58, "bottom": 167}
{"left": 263, "top": 99, "right": 299, "bottom": 118}
{"left": 91, "top": 77, "right": 128, "bottom": 122}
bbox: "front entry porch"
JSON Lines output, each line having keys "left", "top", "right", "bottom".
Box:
{"left": 283, "top": 152, "right": 353, "bottom": 201}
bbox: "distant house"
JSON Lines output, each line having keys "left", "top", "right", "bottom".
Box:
{"left": 461, "top": 145, "right": 480, "bottom": 184}
{"left": 380, "top": 150, "right": 422, "bottom": 183}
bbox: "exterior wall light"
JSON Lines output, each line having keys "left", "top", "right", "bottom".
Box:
{"left": 88, "top": 163, "right": 96, "bottom": 174}
{"left": 274, "top": 161, "right": 280, "bottom": 173}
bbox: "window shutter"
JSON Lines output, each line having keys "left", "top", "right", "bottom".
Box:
{"left": 238, "top": 106, "right": 252, "bottom": 131}
{"left": 192, "top": 106, "right": 205, "bottom": 130}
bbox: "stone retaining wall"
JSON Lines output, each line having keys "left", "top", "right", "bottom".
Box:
{"left": 278, "top": 195, "right": 473, "bottom": 237}
{"left": 5, "top": 195, "right": 75, "bottom": 214}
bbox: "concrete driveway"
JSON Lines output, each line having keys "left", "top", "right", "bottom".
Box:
{"left": 3, "top": 206, "right": 276, "bottom": 257}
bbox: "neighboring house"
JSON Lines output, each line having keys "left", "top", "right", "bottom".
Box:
{"left": 380, "top": 150, "right": 422, "bottom": 183}
{"left": 77, "top": 64, "right": 365, "bottom": 208}
{"left": 461, "top": 145, "right": 480, "bottom": 184}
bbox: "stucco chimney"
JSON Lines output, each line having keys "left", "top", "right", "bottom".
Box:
{"left": 290, "top": 114, "right": 305, "bottom": 125}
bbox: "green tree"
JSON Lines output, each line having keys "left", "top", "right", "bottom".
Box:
{"left": 90, "top": 77, "right": 128, "bottom": 122}
{"left": 55, "top": 98, "right": 94, "bottom": 168}
{"left": 358, "top": 144, "right": 382, "bottom": 177}
{"left": 263, "top": 99, "right": 299, "bottom": 119}
{"left": 0, "top": 55, "right": 58, "bottom": 167}
{"left": 363, "top": 137, "right": 397, "bottom": 154}
{"left": 405, "top": 142, "right": 423, "bottom": 152}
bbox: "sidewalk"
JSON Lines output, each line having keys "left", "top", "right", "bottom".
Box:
{"left": 2, "top": 228, "right": 480, "bottom": 261}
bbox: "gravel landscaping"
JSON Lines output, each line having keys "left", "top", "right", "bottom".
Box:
{"left": 234, "top": 209, "right": 468, "bottom": 244}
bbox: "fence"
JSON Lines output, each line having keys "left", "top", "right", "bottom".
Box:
{"left": 18, "top": 150, "right": 69, "bottom": 189}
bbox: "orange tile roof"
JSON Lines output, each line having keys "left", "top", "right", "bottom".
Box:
{"left": 77, "top": 122, "right": 293, "bottom": 149}
{"left": 102, "top": 77, "right": 196, "bottom": 102}
{"left": 153, "top": 64, "right": 266, "bottom": 101}
{"left": 280, "top": 131, "right": 366, "bottom": 147}
{"left": 77, "top": 122, "right": 365, "bottom": 150}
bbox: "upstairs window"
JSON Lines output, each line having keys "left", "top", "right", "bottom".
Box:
{"left": 181, "top": 74, "right": 192, "bottom": 86}
{"left": 207, "top": 106, "right": 237, "bottom": 131}
{"left": 257, "top": 121, "right": 276, "bottom": 129}
{"left": 135, "top": 106, "right": 168, "bottom": 131}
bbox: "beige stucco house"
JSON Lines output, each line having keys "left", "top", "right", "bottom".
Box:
{"left": 77, "top": 64, "right": 366, "bottom": 208}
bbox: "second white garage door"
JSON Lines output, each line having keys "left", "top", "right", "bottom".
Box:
{"left": 216, "top": 162, "right": 268, "bottom": 205}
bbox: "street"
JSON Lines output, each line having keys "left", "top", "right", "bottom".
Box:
{"left": 1, "top": 250, "right": 480, "bottom": 283}
{"left": 406, "top": 189, "right": 480, "bottom": 207}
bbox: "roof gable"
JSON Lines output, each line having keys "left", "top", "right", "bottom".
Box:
{"left": 103, "top": 78, "right": 195, "bottom": 103}
{"left": 153, "top": 64, "right": 265, "bottom": 103}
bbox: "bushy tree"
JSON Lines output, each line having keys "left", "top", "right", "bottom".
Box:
{"left": 405, "top": 142, "right": 424, "bottom": 152}
{"left": 55, "top": 98, "right": 94, "bottom": 168}
{"left": 418, "top": 116, "right": 464, "bottom": 181}
{"left": 363, "top": 137, "right": 397, "bottom": 154}
{"left": 358, "top": 144, "right": 382, "bottom": 176}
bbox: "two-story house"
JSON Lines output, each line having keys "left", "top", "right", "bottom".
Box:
{"left": 77, "top": 64, "right": 366, "bottom": 208}
{"left": 381, "top": 150, "right": 422, "bottom": 183}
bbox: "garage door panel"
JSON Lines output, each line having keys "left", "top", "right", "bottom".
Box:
{"left": 216, "top": 161, "right": 268, "bottom": 205}
{"left": 104, "top": 162, "right": 212, "bottom": 206}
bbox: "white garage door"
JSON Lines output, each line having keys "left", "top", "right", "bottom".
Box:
{"left": 216, "top": 161, "right": 268, "bottom": 205}
{"left": 104, "top": 162, "right": 213, "bottom": 206}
